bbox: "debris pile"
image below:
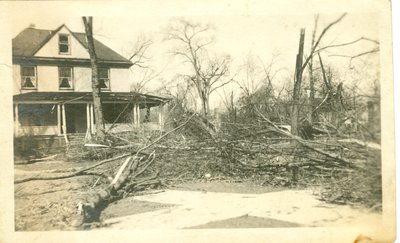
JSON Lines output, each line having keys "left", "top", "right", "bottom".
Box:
{"left": 14, "top": 111, "right": 381, "bottom": 229}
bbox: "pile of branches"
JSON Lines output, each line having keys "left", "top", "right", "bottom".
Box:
{"left": 318, "top": 139, "right": 381, "bottom": 209}
{"left": 14, "top": 113, "right": 196, "bottom": 229}
{"left": 169, "top": 108, "right": 382, "bottom": 209}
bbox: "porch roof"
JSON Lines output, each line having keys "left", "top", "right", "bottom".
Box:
{"left": 13, "top": 92, "right": 170, "bottom": 107}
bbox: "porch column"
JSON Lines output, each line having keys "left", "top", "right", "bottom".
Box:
{"left": 158, "top": 103, "right": 164, "bottom": 131}
{"left": 61, "top": 104, "right": 69, "bottom": 144}
{"left": 57, "top": 104, "right": 61, "bottom": 135}
{"left": 132, "top": 104, "right": 137, "bottom": 128}
{"left": 14, "top": 104, "right": 19, "bottom": 137}
{"left": 86, "top": 103, "right": 92, "bottom": 140}
{"left": 133, "top": 103, "right": 140, "bottom": 128}
{"left": 86, "top": 103, "right": 91, "bottom": 134}
{"left": 90, "top": 103, "right": 95, "bottom": 134}
{"left": 136, "top": 104, "right": 141, "bottom": 128}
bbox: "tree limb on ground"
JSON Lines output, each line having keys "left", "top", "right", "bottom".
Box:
{"left": 254, "top": 107, "right": 355, "bottom": 167}
{"left": 14, "top": 114, "right": 195, "bottom": 185}
{"left": 14, "top": 153, "right": 130, "bottom": 184}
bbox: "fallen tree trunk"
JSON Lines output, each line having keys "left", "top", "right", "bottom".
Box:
{"left": 68, "top": 115, "right": 197, "bottom": 228}
{"left": 71, "top": 153, "right": 156, "bottom": 228}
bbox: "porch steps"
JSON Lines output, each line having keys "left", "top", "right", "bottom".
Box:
{"left": 66, "top": 133, "right": 87, "bottom": 146}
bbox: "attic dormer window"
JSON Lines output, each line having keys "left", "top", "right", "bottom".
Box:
{"left": 58, "top": 34, "right": 70, "bottom": 54}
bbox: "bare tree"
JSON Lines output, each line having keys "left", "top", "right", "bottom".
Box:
{"left": 130, "top": 68, "right": 162, "bottom": 93}
{"left": 83, "top": 16, "right": 105, "bottom": 142}
{"left": 127, "top": 34, "right": 153, "bottom": 69}
{"left": 258, "top": 55, "right": 284, "bottom": 105}
{"left": 217, "top": 87, "right": 237, "bottom": 123}
{"left": 305, "top": 14, "right": 379, "bottom": 126}
{"left": 235, "top": 53, "right": 263, "bottom": 97}
{"left": 124, "top": 35, "right": 157, "bottom": 93}
{"left": 165, "top": 19, "right": 232, "bottom": 118}
{"left": 291, "top": 13, "right": 348, "bottom": 136}
{"left": 234, "top": 54, "right": 283, "bottom": 123}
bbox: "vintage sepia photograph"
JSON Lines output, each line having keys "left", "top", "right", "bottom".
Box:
{"left": 0, "top": 0, "right": 395, "bottom": 242}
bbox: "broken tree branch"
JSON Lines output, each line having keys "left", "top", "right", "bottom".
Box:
{"left": 116, "top": 113, "right": 196, "bottom": 152}
{"left": 110, "top": 156, "right": 134, "bottom": 186}
{"left": 315, "top": 37, "right": 379, "bottom": 53}
{"left": 254, "top": 107, "right": 355, "bottom": 167}
{"left": 14, "top": 153, "right": 131, "bottom": 184}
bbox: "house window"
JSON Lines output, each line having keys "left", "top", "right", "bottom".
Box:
{"left": 58, "top": 67, "right": 73, "bottom": 89}
{"left": 99, "top": 68, "right": 110, "bottom": 90}
{"left": 21, "top": 66, "right": 37, "bottom": 89}
{"left": 18, "top": 104, "right": 57, "bottom": 126}
{"left": 58, "top": 34, "right": 70, "bottom": 54}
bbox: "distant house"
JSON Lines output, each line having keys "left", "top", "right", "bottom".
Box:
{"left": 12, "top": 24, "right": 168, "bottom": 139}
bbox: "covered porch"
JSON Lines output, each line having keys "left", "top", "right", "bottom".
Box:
{"left": 13, "top": 92, "right": 169, "bottom": 138}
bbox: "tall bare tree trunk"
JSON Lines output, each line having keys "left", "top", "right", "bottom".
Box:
{"left": 291, "top": 28, "right": 305, "bottom": 136}
{"left": 307, "top": 16, "right": 318, "bottom": 124}
{"left": 199, "top": 89, "right": 210, "bottom": 118}
{"left": 83, "top": 16, "right": 105, "bottom": 142}
{"left": 205, "top": 95, "right": 210, "bottom": 117}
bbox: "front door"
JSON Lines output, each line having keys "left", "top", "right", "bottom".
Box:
{"left": 64, "top": 104, "right": 87, "bottom": 133}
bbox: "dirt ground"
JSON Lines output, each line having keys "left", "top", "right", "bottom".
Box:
{"left": 14, "top": 160, "right": 100, "bottom": 231}
{"left": 14, "top": 159, "right": 286, "bottom": 231}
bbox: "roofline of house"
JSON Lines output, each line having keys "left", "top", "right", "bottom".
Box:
{"left": 14, "top": 24, "right": 132, "bottom": 65}
{"left": 29, "top": 24, "right": 66, "bottom": 56}
{"left": 30, "top": 24, "right": 95, "bottom": 57}
{"left": 13, "top": 56, "right": 133, "bottom": 68}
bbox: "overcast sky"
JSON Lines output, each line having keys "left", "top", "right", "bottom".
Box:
{"left": 3, "top": 0, "right": 382, "bottom": 109}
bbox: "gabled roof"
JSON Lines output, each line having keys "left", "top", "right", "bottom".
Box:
{"left": 72, "top": 32, "right": 129, "bottom": 62}
{"left": 12, "top": 27, "right": 53, "bottom": 57}
{"left": 12, "top": 25, "right": 132, "bottom": 65}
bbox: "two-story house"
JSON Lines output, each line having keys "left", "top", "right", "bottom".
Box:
{"left": 12, "top": 24, "right": 168, "bottom": 141}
